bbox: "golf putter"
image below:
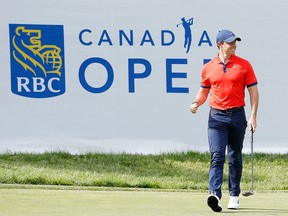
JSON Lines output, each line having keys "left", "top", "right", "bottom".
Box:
{"left": 242, "top": 130, "right": 254, "bottom": 197}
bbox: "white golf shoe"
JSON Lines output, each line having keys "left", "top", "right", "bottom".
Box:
{"left": 227, "top": 196, "right": 240, "bottom": 209}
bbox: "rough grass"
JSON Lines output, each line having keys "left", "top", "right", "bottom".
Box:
{"left": 0, "top": 151, "right": 287, "bottom": 191}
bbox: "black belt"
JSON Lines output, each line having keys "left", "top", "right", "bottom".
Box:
{"left": 212, "top": 106, "right": 244, "bottom": 114}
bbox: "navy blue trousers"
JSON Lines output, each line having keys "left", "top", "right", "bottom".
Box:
{"left": 208, "top": 107, "right": 247, "bottom": 199}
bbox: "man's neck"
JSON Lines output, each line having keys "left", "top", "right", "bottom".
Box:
{"left": 218, "top": 52, "right": 231, "bottom": 65}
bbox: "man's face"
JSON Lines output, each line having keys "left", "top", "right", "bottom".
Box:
{"left": 220, "top": 40, "right": 237, "bottom": 55}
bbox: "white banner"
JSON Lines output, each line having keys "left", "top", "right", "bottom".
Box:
{"left": 0, "top": 0, "right": 287, "bottom": 154}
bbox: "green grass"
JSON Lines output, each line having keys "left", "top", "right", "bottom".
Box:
{"left": 0, "top": 151, "right": 287, "bottom": 191}
{"left": 1, "top": 151, "right": 287, "bottom": 216}
{"left": 0, "top": 188, "right": 288, "bottom": 216}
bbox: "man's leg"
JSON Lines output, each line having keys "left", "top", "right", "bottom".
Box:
{"left": 227, "top": 144, "right": 243, "bottom": 197}
{"left": 208, "top": 129, "right": 227, "bottom": 199}
{"left": 207, "top": 109, "right": 229, "bottom": 212}
{"left": 208, "top": 109, "right": 229, "bottom": 199}
{"left": 228, "top": 110, "right": 247, "bottom": 197}
{"left": 227, "top": 110, "right": 247, "bottom": 209}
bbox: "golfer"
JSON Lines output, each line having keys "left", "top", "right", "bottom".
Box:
{"left": 189, "top": 29, "right": 259, "bottom": 212}
{"left": 180, "top": 17, "right": 193, "bottom": 53}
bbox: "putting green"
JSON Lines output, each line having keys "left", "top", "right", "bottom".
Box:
{"left": 0, "top": 188, "right": 287, "bottom": 215}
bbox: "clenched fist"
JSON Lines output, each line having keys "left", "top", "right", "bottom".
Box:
{"left": 190, "top": 102, "right": 198, "bottom": 114}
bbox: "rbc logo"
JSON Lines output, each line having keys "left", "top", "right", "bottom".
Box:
{"left": 9, "top": 24, "right": 65, "bottom": 98}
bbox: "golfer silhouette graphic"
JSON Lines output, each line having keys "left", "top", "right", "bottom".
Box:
{"left": 178, "top": 17, "right": 193, "bottom": 53}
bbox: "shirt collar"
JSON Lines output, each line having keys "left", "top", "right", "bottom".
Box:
{"left": 215, "top": 54, "right": 236, "bottom": 64}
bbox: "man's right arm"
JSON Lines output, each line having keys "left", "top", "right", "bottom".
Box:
{"left": 189, "top": 87, "right": 210, "bottom": 114}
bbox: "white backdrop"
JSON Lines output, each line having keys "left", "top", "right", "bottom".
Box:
{"left": 0, "top": 0, "right": 287, "bottom": 154}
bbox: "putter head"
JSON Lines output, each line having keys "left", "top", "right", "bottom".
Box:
{"left": 242, "top": 191, "right": 254, "bottom": 197}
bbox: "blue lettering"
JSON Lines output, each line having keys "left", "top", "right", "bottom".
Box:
{"left": 140, "top": 30, "right": 155, "bottom": 46}
{"left": 98, "top": 30, "right": 113, "bottom": 45}
{"left": 166, "top": 59, "right": 189, "bottom": 93}
{"left": 79, "top": 29, "right": 92, "bottom": 46}
{"left": 79, "top": 57, "right": 114, "bottom": 93}
{"left": 203, "top": 59, "right": 211, "bottom": 64}
{"left": 128, "top": 58, "right": 152, "bottom": 93}
{"left": 119, "top": 30, "right": 133, "bottom": 46}
{"left": 161, "top": 30, "right": 175, "bottom": 46}
{"left": 198, "top": 30, "right": 212, "bottom": 46}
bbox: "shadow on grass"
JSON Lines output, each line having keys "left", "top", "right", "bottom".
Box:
{"left": 222, "top": 208, "right": 288, "bottom": 214}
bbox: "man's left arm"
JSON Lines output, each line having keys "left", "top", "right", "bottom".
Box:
{"left": 247, "top": 85, "right": 259, "bottom": 132}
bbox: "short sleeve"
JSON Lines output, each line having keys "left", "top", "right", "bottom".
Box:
{"left": 245, "top": 61, "right": 258, "bottom": 88}
{"left": 200, "top": 66, "right": 211, "bottom": 88}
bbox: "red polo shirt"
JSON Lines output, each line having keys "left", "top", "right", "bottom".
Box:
{"left": 201, "top": 54, "right": 258, "bottom": 110}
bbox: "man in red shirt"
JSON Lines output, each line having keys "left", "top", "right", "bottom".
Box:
{"left": 190, "top": 30, "right": 259, "bottom": 212}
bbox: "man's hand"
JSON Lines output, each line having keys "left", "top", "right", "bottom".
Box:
{"left": 248, "top": 117, "right": 257, "bottom": 132}
{"left": 189, "top": 88, "right": 209, "bottom": 114}
{"left": 190, "top": 102, "right": 198, "bottom": 114}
